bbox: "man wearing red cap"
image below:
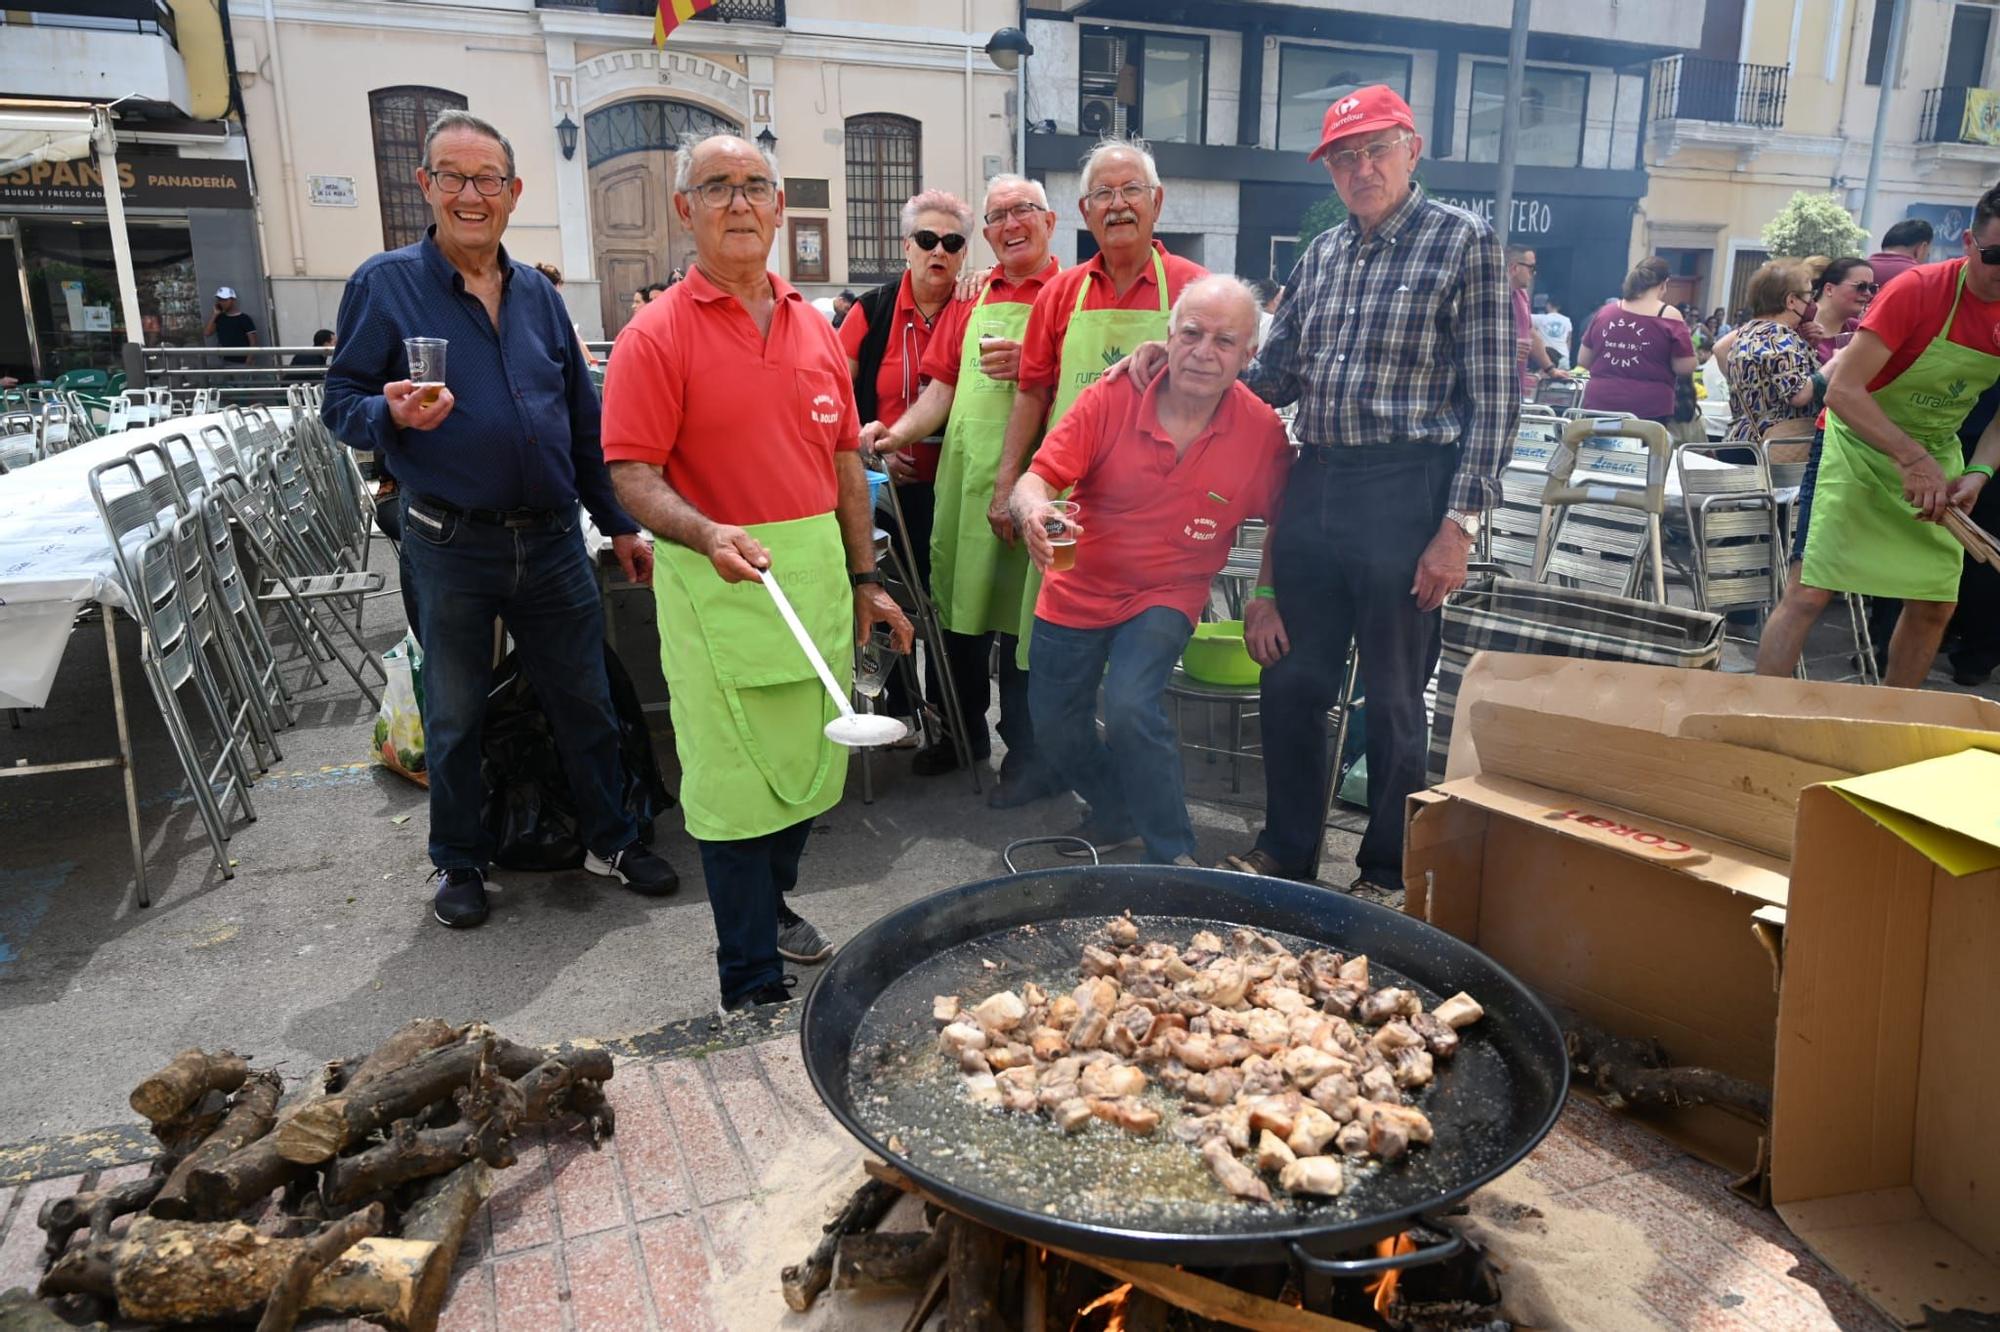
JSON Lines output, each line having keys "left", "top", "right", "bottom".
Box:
{"left": 1130, "top": 85, "right": 1516, "bottom": 890}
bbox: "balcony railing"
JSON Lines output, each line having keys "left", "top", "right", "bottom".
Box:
{"left": 1919, "top": 85, "right": 2000, "bottom": 145}
{"left": 534, "top": 0, "right": 784, "bottom": 23}
{"left": 1651, "top": 55, "right": 1788, "bottom": 129}
{"left": 4, "top": 0, "right": 177, "bottom": 47}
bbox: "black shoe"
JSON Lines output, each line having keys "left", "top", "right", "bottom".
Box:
{"left": 584, "top": 842, "right": 680, "bottom": 897}
{"left": 987, "top": 770, "right": 1061, "bottom": 809}
{"left": 719, "top": 974, "right": 798, "bottom": 1014}
{"left": 431, "top": 868, "right": 489, "bottom": 929}
{"left": 912, "top": 739, "right": 986, "bottom": 777}
{"left": 1059, "top": 815, "right": 1140, "bottom": 856}
{"left": 1950, "top": 656, "right": 1995, "bottom": 687}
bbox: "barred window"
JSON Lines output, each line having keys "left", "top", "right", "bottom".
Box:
{"left": 369, "top": 86, "right": 468, "bottom": 251}
{"left": 844, "top": 114, "right": 919, "bottom": 283}
{"left": 584, "top": 98, "right": 740, "bottom": 169}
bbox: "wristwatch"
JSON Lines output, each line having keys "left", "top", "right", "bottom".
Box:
{"left": 849, "top": 570, "right": 886, "bottom": 588}
{"left": 1445, "top": 508, "right": 1482, "bottom": 539}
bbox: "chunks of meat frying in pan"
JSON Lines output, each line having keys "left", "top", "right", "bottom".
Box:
{"left": 934, "top": 913, "right": 1484, "bottom": 1206}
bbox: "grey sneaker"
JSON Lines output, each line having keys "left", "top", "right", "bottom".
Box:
{"left": 1058, "top": 816, "right": 1141, "bottom": 857}
{"left": 775, "top": 907, "right": 834, "bottom": 964}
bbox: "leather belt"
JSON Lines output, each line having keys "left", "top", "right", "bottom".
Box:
{"left": 409, "top": 492, "right": 563, "bottom": 530}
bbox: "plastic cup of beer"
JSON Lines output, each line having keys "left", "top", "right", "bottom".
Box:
{"left": 405, "top": 337, "right": 448, "bottom": 405}
{"left": 1044, "top": 500, "right": 1080, "bottom": 571}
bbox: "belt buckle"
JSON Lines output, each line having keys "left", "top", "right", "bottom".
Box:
{"left": 501, "top": 511, "right": 540, "bottom": 530}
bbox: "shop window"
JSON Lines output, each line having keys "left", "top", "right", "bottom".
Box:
{"left": 1277, "top": 47, "right": 1412, "bottom": 153}
{"left": 845, "top": 113, "right": 919, "bottom": 283}
{"left": 369, "top": 86, "right": 469, "bottom": 251}
{"left": 1466, "top": 63, "right": 1588, "bottom": 168}
{"left": 1080, "top": 27, "right": 1207, "bottom": 145}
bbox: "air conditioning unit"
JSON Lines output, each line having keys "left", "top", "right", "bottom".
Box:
{"left": 1080, "top": 95, "right": 1124, "bottom": 137}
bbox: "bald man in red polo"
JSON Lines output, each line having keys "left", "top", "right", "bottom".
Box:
{"left": 1009, "top": 276, "right": 1291, "bottom": 864}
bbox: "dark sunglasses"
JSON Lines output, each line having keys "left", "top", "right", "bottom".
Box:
{"left": 1979, "top": 244, "right": 2000, "bottom": 266}
{"left": 1844, "top": 280, "right": 1880, "bottom": 294}
{"left": 910, "top": 230, "right": 968, "bottom": 254}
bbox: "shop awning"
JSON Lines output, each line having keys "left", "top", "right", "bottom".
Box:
{"left": 0, "top": 108, "right": 97, "bottom": 177}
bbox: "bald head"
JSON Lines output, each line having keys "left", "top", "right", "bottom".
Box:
{"left": 1170, "top": 276, "right": 1262, "bottom": 345}
{"left": 675, "top": 133, "right": 777, "bottom": 193}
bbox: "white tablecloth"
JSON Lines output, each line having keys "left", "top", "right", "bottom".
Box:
{"left": 0, "top": 410, "right": 284, "bottom": 709}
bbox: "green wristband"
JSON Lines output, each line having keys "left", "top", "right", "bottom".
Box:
{"left": 1252, "top": 585, "right": 1277, "bottom": 601}
{"left": 1968, "top": 464, "right": 1996, "bottom": 480}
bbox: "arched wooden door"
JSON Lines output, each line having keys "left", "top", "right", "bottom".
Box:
{"left": 586, "top": 98, "right": 741, "bottom": 336}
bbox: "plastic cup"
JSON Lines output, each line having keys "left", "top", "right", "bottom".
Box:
{"left": 405, "top": 337, "right": 447, "bottom": 404}
{"left": 1044, "top": 500, "right": 1079, "bottom": 572}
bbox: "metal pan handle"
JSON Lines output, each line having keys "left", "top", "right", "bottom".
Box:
{"left": 1003, "top": 836, "right": 1100, "bottom": 872}
{"left": 1286, "top": 1226, "right": 1465, "bottom": 1278}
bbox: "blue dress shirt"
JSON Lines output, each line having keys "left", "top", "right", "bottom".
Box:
{"left": 321, "top": 228, "right": 635, "bottom": 535}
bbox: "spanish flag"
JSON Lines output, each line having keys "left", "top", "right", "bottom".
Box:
{"left": 654, "top": 0, "right": 716, "bottom": 46}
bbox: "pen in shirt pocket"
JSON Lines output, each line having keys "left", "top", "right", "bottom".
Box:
{"left": 1206, "top": 490, "right": 1230, "bottom": 504}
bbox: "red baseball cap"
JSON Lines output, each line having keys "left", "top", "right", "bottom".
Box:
{"left": 1306, "top": 85, "right": 1418, "bottom": 162}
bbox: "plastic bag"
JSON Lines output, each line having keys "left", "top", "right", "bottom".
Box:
{"left": 480, "top": 643, "right": 675, "bottom": 871}
{"left": 372, "top": 631, "right": 428, "bottom": 787}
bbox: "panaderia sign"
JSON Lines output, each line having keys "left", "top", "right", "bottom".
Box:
{"left": 0, "top": 153, "right": 252, "bottom": 211}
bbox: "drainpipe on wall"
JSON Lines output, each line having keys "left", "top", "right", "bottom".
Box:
{"left": 262, "top": 0, "right": 308, "bottom": 274}
{"left": 1859, "top": 0, "right": 1908, "bottom": 233}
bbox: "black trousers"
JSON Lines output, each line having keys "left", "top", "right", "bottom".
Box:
{"left": 880, "top": 479, "right": 941, "bottom": 721}
{"left": 940, "top": 629, "right": 1034, "bottom": 763}
{"left": 1253, "top": 446, "right": 1456, "bottom": 882}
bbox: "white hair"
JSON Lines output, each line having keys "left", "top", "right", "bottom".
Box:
{"left": 1079, "top": 136, "right": 1161, "bottom": 194}
{"left": 673, "top": 132, "right": 779, "bottom": 194}
{"left": 898, "top": 189, "right": 975, "bottom": 238}
{"left": 1170, "top": 275, "right": 1262, "bottom": 338}
{"left": 983, "top": 172, "right": 1049, "bottom": 211}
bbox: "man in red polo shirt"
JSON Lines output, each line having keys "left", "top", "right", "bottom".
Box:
{"left": 605, "top": 133, "right": 910, "bottom": 1014}
{"left": 1010, "top": 276, "right": 1290, "bottom": 863}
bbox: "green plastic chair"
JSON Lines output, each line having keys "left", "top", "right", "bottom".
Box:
{"left": 54, "top": 367, "right": 113, "bottom": 394}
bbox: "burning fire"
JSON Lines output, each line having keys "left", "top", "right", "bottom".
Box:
{"left": 1365, "top": 1232, "right": 1419, "bottom": 1317}
{"left": 1072, "top": 1281, "right": 1133, "bottom": 1331}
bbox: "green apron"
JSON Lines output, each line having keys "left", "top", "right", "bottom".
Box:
{"left": 930, "top": 280, "right": 1036, "bottom": 636}
{"left": 1015, "top": 249, "right": 1174, "bottom": 663}
{"left": 653, "top": 512, "right": 851, "bottom": 842}
{"left": 1805, "top": 266, "right": 1991, "bottom": 601}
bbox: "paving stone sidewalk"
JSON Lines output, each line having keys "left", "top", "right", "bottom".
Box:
{"left": 0, "top": 1027, "right": 1898, "bottom": 1332}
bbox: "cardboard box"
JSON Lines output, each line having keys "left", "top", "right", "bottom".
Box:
{"left": 1773, "top": 753, "right": 2000, "bottom": 1327}
{"left": 1405, "top": 655, "right": 2000, "bottom": 1177}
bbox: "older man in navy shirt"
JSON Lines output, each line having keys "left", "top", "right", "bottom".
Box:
{"left": 324, "top": 109, "right": 676, "bottom": 927}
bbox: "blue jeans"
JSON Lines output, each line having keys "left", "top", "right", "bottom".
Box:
{"left": 1255, "top": 445, "right": 1454, "bottom": 883}
{"left": 400, "top": 497, "right": 637, "bottom": 871}
{"left": 1028, "top": 607, "right": 1196, "bottom": 863}
{"left": 697, "top": 817, "right": 812, "bottom": 1005}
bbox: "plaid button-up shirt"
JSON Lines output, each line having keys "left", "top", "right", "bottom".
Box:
{"left": 1248, "top": 184, "right": 1519, "bottom": 512}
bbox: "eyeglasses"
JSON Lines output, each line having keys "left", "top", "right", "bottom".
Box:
{"left": 426, "top": 169, "right": 512, "bottom": 197}
{"left": 686, "top": 179, "right": 777, "bottom": 208}
{"left": 1843, "top": 280, "right": 1880, "bottom": 294}
{"left": 1514, "top": 262, "right": 1538, "bottom": 273}
{"left": 1082, "top": 182, "right": 1154, "bottom": 210}
{"left": 983, "top": 201, "right": 1048, "bottom": 225}
{"left": 1322, "top": 135, "right": 1411, "bottom": 174}
{"left": 909, "top": 230, "right": 968, "bottom": 254}
{"left": 1978, "top": 244, "right": 2000, "bottom": 265}
{"left": 1788, "top": 291, "right": 1812, "bottom": 302}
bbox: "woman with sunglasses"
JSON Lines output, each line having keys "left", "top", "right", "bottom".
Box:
{"left": 840, "top": 189, "right": 975, "bottom": 762}
{"left": 1721, "top": 260, "right": 1820, "bottom": 447}
{"left": 1806, "top": 258, "right": 1876, "bottom": 365}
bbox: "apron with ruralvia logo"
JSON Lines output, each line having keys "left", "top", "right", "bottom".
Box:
{"left": 930, "top": 280, "right": 1037, "bottom": 637}
{"left": 653, "top": 512, "right": 851, "bottom": 842}
{"left": 1015, "top": 249, "right": 1174, "bottom": 663}
{"left": 1804, "top": 266, "right": 1992, "bottom": 601}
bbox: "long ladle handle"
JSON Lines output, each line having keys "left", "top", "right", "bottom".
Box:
{"left": 761, "top": 568, "right": 857, "bottom": 720}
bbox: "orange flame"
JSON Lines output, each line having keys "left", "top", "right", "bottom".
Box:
{"left": 1071, "top": 1281, "right": 1132, "bottom": 1332}
{"left": 1364, "top": 1232, "right": 1418, "bottom": 1318}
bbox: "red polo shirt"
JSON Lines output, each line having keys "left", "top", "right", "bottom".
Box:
{"left": 1027, "top": 374, "right": 1291, "bottom": 630}
{"left": 839, "top": 272, "right": 950, "bottom": 481}
{"left": 919, "top": 258, "right": 1061, "bottom": 386}
{"left": 1018, "top": 241, "right": 1208, "bottom": 396}
{"left": 602, "top": 266, "right": 858, "bottom": 527}
{"left": 1855, "top": 257, "right": 2000, "bottom": 392}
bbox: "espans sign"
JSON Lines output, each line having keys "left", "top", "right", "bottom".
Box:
{"left": 0, "top": 153, "right": 252, "bottom": 211}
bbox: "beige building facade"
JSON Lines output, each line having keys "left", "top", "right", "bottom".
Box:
{"left": 1642, "top": 0, "right": 2000, "bottom": 318}
{"left": 236, "top": 0, "right": 1017, "bottom": 343}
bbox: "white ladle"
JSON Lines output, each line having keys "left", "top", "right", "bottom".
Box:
{"left": 761, "top": 568, "right": 910, "bottom": 748}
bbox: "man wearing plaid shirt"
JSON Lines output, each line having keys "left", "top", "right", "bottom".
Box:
{"left": 1221, "top": 85, "right": 1517, "bottom": 889}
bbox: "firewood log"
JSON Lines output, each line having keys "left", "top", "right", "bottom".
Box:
{"left": 254, "top": 1203, "right": 385, "bottom": 1332}
{"left": 273, "top": 1035, "right": 556, "bottom": 1164}
{"left": 129, "top": 1050, "right": 249, "bottom": 1126}
{"left": 321, "top": 1073, "right": 523, "bottom": 1206}
{"left": 0, "top": 1286, "right": 105, "bottom": 1332}
{"left": 38, "top": 1172, "right": 164, "bottom": 1262}
{"left": 341, "top": 1020, "right": 467, "bottom": 1093}
{"left": 151, "top": 1071, "right": 283, "bottom": 1219}
{"left": 39, "top": 1216, "right": 451, "bottom": 1329}
{"left": 396, "top": 1163, "right": 493, "bottom": 1332}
